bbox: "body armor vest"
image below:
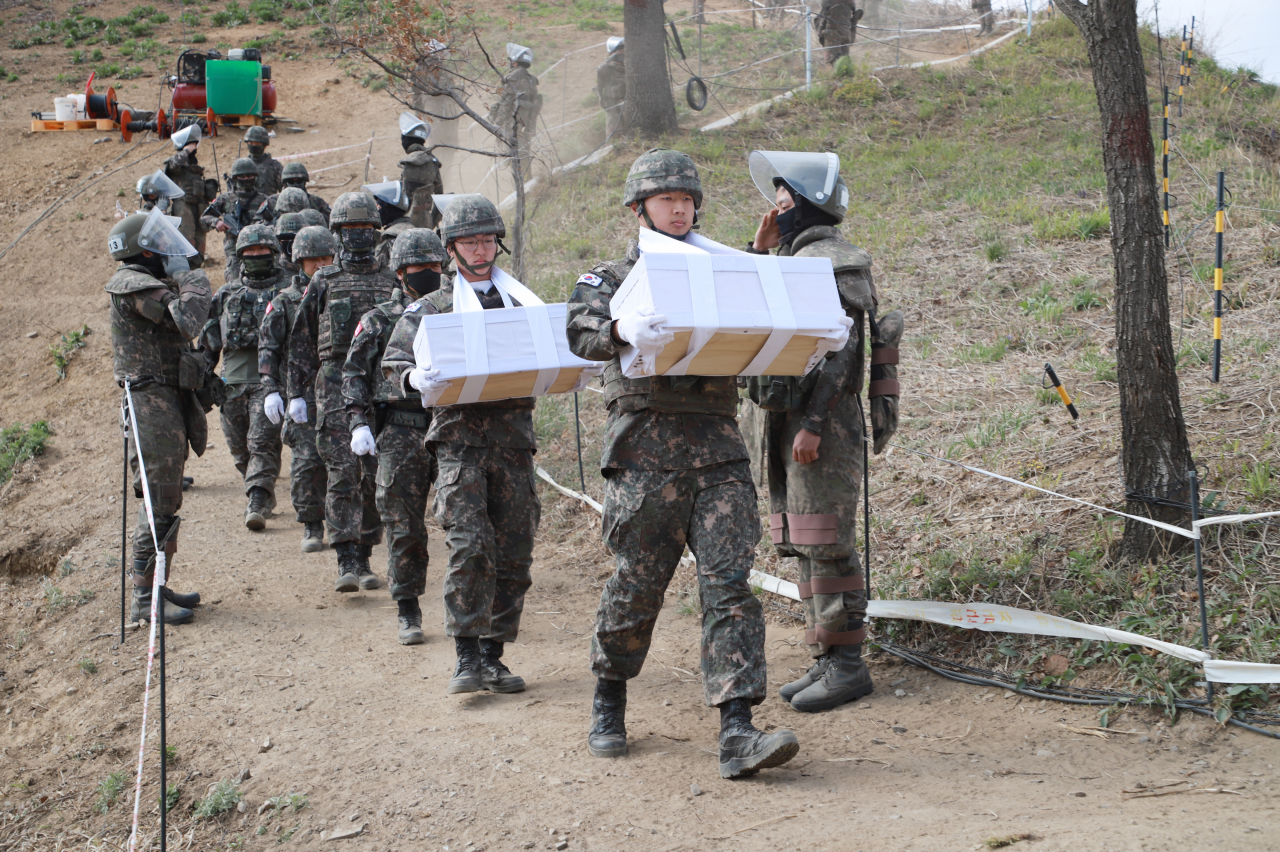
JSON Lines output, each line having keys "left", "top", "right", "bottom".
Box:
{"left": 222, "top": 274, "right": 284, "bottom": 352}
{"left": 317, "top": 257, "right": 394, "bottom": 362}
{"left": 107, "top": 266, "right": 188, "bottom": 386}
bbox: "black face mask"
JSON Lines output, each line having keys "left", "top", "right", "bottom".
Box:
{"left": 377, "top": 202, "right": 402, "bottom": 228}
{"left": 234, "top": 179, "right": 257, "bottom": 198}
{"left": 401, "top": 136, "right": 420, "bottom": 154}
{"left": 132, "top": 252, "right": 168, "bottom": 279}
{"left": 241, "top": 255, "right": 276, "bottom": 279}
{"left": 340, "top": 228, "right": 378, "bottom": 255}
{"left": 247, "top": 144, "right": 266, "bottom": 159}
{"left": 402, "top": 268, "right": 441, "bottom": 297}
{"left": 775, "top": 207, "right": 798, "bottom": 240}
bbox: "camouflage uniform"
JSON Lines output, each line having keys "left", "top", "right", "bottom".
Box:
{"left": 376, "top": 215, "right": 412, "bottom": 270}
{"left": 201, "top": 248, "right": 288, "bottom": 505}
{"left": 259, "top": 274, "right": 325, "bottom": 525}
{"left": 342, "top": 288, "right": 436, "bottom": 601}
{"left": 106, "top": 261, "right": 212, "bottom": 601}
{"left": 399, "top": 144, "right": 444, "bottom": 229}
{"left": 595, "top": 48, "right": 626, "bottom": 138}
{"left": 566, "top": 239, "right": 766, "bottom": 708}
{"left": 815, "top": 0, "right": 863, "bottom": 65}
{"left": 257, "top": 186, "right": 332, "bottom": 226}
{"left": 489, "top": 66, "right": 542, "bottom": 159}
{"left": 381, "top": 283, "right": 539, "bottom": 641}
{"left": 200, "top": 182, "right": 268, "bottom": 286}
{"left": 245, "top": 126, "right": 285, "bottom": 197}
{"left": 973, "top": 0, "right": 993, "bottom": 35}
{"left": 162, "top": 147, "right": 216, "bottom": 266}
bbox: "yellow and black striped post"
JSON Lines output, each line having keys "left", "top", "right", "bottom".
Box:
{"left": 1212, "top": 171, "right": 1225, "bottom": 384}
{"left": 1162, "top": 86, "right": 1171, "bottom": 247}
{"left": 1177, "top": 25, "right": 1188, "bottom": 116}
{"left": 1043, "top": 363, "right": 1078, "bottom": 420}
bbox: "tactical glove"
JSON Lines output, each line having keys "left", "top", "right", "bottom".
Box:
{"left": 263, "top": 392, "right": 285, "bottom": 425}
{"left": 287, "top": 397, "right": 309, "bottom": 424}
{"left": 350, "top": 425, "right": 377, "bottom": 456}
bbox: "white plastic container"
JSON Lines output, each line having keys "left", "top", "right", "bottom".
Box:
{"left": 54, "top": 97, "right": 75, "bottom": 121}
{"left": 69, "top": 93, "right": 87, "bottom": 119}
{"left": 228, "top": 48, "right": 245, "bottom": 60}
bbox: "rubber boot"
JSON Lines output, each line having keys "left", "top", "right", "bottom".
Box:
{"left": 133, "top": 557, "right": 200, "bottom": 609}
{"left": 718, "top": 698, "right": 799, "bottom": 779}
{"left": 244, "top": 486, "right": 270, "bottom": 531}
{"left": 334, "top": 543, "right": 360, "bottom": 593}
{"left": 448, "top": 637, "right": 482, "bottom": 694}
{"left": 300, "top": 521, "right": 325, "bottom": 554}
{"left": 587, "top": 678, "right": 628, "bottom": 758}
{"left": 130, "top": 586, "right": 193, "bottom": 625}
{"left": 479, "top": 639, "right": 525, "bottom": 693}
{"left": 790, "top": 643, "right": 874, "bottom": 713}
{"left": 397, "top": 598, "right": 425, "bottom": 645}
{"left": 779, "top": 656, "right": 829, "bottom": 703}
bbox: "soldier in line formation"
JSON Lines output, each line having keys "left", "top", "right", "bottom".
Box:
{"left": 595, "top": 37, "right": 626, "bottom": 139}
{"left": 489, "top": 43, "right": 543, "bottom": 164}
{"left": 815, "top": 0, "right": 865, "bottom": 66}
{"left": 109, "top": 116, "right": 901, "bottom": 779}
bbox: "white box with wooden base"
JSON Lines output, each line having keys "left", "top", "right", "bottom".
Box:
{"left": 610, "top": 230, "right": 848, "bottom": 378}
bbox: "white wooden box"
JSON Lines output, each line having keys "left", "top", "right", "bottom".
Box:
{"left": 610, "top": 231, "right": 847, "bottom": 378}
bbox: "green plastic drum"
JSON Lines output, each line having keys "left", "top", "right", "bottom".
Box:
{"left": 205, "top": 60, "right": 262, "bottom": 116}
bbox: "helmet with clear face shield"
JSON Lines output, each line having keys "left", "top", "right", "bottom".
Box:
{"left": 109, "top": 208, "right": 198, "bottom": 260}
{"left": 748, "top": 150, "right": 848, "bottom": 223}
{"left": 506, "top": 42, "right": 533, "bottom": 67}
{"left": 606, "top": 37, "right": 624, "bottom": 54}
{"left": 362, "top": 180, "right": 409, "bottom": 212}
{"left": 172, "top": 122, "right": 201, "bottom": 150}
{"left": 136, "top": 170, "right": 185, "bottom": 201}
{"left": 399, "top": 111, "right": 430, "bottom": 143}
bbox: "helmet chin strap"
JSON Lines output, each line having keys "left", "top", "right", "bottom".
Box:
{"left": 449, "top": 237, "right": 507, "bottom": 279}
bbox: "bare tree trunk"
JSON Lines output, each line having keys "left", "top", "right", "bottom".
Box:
{"left": 624, "top": 0, "right": 679, "bottom": 136}
{"left": 1058, "top": 0, "right": 1194, "bottom": 562}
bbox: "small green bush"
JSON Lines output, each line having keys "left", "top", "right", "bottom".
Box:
{"left": 0, "top": 421, "right": 51, "bottom": 483}
{"left": 194, "top": 779, "right": 241, "bottom": 819}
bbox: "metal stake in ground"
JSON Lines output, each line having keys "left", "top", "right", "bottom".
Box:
{"left": 159, "top": 591, "right": 167, "bottom": 852}
{"left": 1212, "top": 170, "right": 1225, "bottom": 383}
{"left": 1178, "top": 25, "right": 1187, "bottom": 117}
{"left": 120, "top": 402, "right": 129, "bottom": 643}
{"left": 573, "top": 391, "right": 585, "bottom": 493}
{"left": 1188, "top": 467, "right": 1214, "bottom": 703}
{"left": 1162, "top": 86, "right": 1171, "bottom": 247}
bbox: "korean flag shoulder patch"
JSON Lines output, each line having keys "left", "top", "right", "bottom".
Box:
{"left": 405, "top": 303, "right": 421, "bottom": 313}
{"left": 576, "top": 273, "right": 603, "bottom": 288}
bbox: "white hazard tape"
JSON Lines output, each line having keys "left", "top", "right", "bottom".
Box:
{"left": 274, "top": 136, "right": 391, "bottom": 162}
{"left": 123, "top": 381, "right": 167, "bottom": 852}
{"left": 533, "top": 465, "right": 1280, "bottom": 685}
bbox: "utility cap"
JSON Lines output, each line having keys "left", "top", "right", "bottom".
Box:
{"left": 748, "top": 150, "right": 848, "bottom": 222}
{"left": 399, "top": 111, "right": 430, "bottom": 141}
{"left": 137, "top": 207, "right": 198, "bottom": 257}
{"left": 136, "top": 169, "right": 185, "bottom": 199}
{"left": 362, "top": 180, "right": 409, "bottom": 211}
{"left": 506, "top": 42, "right": 533, "bottom": 67}
{"left": 171, "top": 122, "right": 201, "bottom": 150}
{"left": 607, "top": 37, "right": 624, "bottom": 54}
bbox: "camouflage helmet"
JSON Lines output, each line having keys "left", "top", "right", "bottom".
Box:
{"left": 390, "top": 228, "right": 448, "bottom": 271}
{"left": 438, "top": 194, "right": 505, "bottom": 243}
{"left": 292, "top": 224, "right": 338, "bottom": 263}
{"left": 276, "top": 187, "right": 310, "bottom": 215}
{"left": 245, "top": 125, "right": 270, "bottom": 145}
{"left": 236, "top": 222, "right": 281, "bottom": 256}
{"left": 622, "top": 148, "right": 703, "bottom": 209}
{"left": 230, "top": 157, "right": 259, "bottom": 179}
{"left": 299, "top": 208, "right": 327, "bottom": 228}
{"left": 328, "top": 191, "right": 380, "bottom": 229}
{"left": 281, "top": 162, "right": 309, "bottom": 184}
{"left": 275, "top": 212, "right": 305, "bottom": 239}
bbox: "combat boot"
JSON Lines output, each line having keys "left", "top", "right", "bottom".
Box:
{"left": 479, "top": 639, "right": 525, "bottom": 693}
{"left": 244, "top": 487, "right": 271, "bottom": 531}
{"left": 130, "top": 587, "right": 194, "bottom": 625}
{"left": 587, "top": 678, "right": 628, "bottom": 758}
{"left": 790, "top": 643, "right": 873, "bottom": 713}
{"left": 448, "top": 637, "right": 482, "bottom": 693}
{"left": 779, "top": 656, "right": 830, "bottom": 703}
{"left": 718, "top": 697, "right": 799, "bottom": 779}
{"left": 355, "top": 544, "right": 381, "bottom": 589}
{"left": 397, "top": 598, "right": 425, "bottom": 645}
{"left": 300, "top": 521, "right": 325, "bottom": 553}
{"left": 334, "top": 543, "right": 360, "bottom": 593}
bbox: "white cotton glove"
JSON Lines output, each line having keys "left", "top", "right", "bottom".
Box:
{"left": 803, "top": 316, "right": 856, "bottom": 374}
{"left": 571, "top": 363, "right": 606, "bottom": 393}
{"left": 263, "top": 392, "right": 285, "bottom": 425}
{"left": 287, "top": 397, "right": 308, "bottom": 424}
{"left": 615, "top": 310, "right": 675, "bottom": 353}
{"left": 350, "top": 425, "right": 377, "bottom": 456}
{"left": 408, "top": 367, "right": 452, "bottom": 408}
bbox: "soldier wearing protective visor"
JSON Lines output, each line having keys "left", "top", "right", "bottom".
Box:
{"left": 565, "top": 148, "right": 800, "bottom": 780}
{"left": 596, "top": 38, "right": 626, "bottom": 138}
{"left": 341, "top": 228, "right": 447, "bottom": 646}
{"left": 137, "top": 170, "right": 185, "bottom": 216}
{"left": 105, "top": 210, "right": 212, "bottom": 624}
{"left": 199, "top": 224, "right": 290, "bottom": 532}
{"left": 363, "top": 180, "right": 412, "bottom": 270}
{"left": 745, "top": 150, "right": 902, "bottom": 713}
{"left": 490, "top": 44, "right": 543, "bottom": 163}
{"left": 380, "top": 195, "right": 541, "bottom": 695}
{"left": 398, "top": 112, "right": 445, "bottom": 229}
{"left": 287, "top": 192, "right": 396, "bottom": 593}
{"left": 201, "top": 157, "right": 268, "bottom": 286}
{"left": 260, "top": 225, "right": 336, "bottom": 554}
{"left": 162, "top": 123, "right": 216, "bottom": 269}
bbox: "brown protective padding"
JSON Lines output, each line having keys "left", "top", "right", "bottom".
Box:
{"left": 785, "top": 512, "right": 838, "bottom": 546}
{"left": 768, "top": 512, "right": 786, "bottom": 545}
{"left": 797, "top": 574, "right": 866, "bottom": 599}
{"left": 870, "top": 346, "right": 899, "bottom": 365}
{"left": 868, "top": 379, "right": 900, "bottom": 398}
{"left": 804, "top": 624, "right": 868, "bottom": 646}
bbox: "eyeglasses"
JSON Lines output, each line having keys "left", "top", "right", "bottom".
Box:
{"left": 455, "top": 237, "right": 497, "bottom": 251}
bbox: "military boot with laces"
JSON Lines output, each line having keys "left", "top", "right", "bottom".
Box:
{"left": 587, "top": 678, "right": 628, "bottom": 758}
{"left": 790, "top": 643, "right": 873, "bottom": 713}
{"left": 244, "top": 486, "right": 270, "bottom": 531}
{"left": 779, "top": 655, "right": 829, "bottom": 703}
{"left": 300, "top": 521, "right": 325, "bottom": 553}
{"left": 397, "top": 598, "right": 425, "bottom": 645}
{"left": 448, "top": 637, "right": 482, "bottom": 693}
{"left": 355, "top": 544, "right": 382, "bottom": 590}
{"left": 334, "top": 543, "right": 360, "bottom": 593}
{"left": 718, "top": 697, "right": 800, "bottom": 779}
{"left": 479, "top": 639, "right": 525, "bottom": 693}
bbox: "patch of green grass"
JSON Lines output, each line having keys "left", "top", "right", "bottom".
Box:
{"left": 194, "top": 778, "right": 241, "bottom": 819}
{"left": 165, "top": 744, "right": 178, "bottom": 764}
{"left": 8, "top": 629, "right": 30, "bottom": 650}
{"left": 1074, "top": 207, "right": 1109, "bottom": 239}
{"left": 43, "top": 580, "right": 68, "bottom": 615}
{"left": 79, "top": 657, "right": 98, "bottom": 674}
{"left": 49, "top": 324, "right": 90, "bottom": 380}
{"left": 161, "top": 782, "right": 180, "bottom": 812}
{"left": 958, "top": 338, "right": 1009, "bottom": 364}
{"left": 955, "top": 408, "right": 1034, "bottom": 453}
{"left": 1079, "top": 347, "right": 1117, "bottom": 382}
{"left": 983, "top": 237, "right": 1007, "bottom": 263}
{"left": 211, "top": 2, "right": 249, "bottom": 27}
{"left": 1018, "top": 284, "right": 1063, "bottom": 324}
{"left": 1244, "top": 460, "right": 1275, "bottom": 503}
{"left": 191, "top": 34, "right": 208, "bottom": 44}
{"left": 266, "top": 792, "right": 308, "bottom": 813}
{"left": 94, "top": 771, "right": 127, "bottom": 813}
{"left": 1072, "top": 286, "right": 1104, "bottom": 310}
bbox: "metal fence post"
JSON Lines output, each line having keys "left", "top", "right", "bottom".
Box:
{"left": 805, "top": 5, "right": 812, "bottom": 89}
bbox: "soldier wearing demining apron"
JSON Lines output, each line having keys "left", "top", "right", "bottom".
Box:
{"left": 398, "top": 112, "right": 445, "bottom": 229}
{"left": 162, "top": 123, "right": 215, "bottom": 268}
